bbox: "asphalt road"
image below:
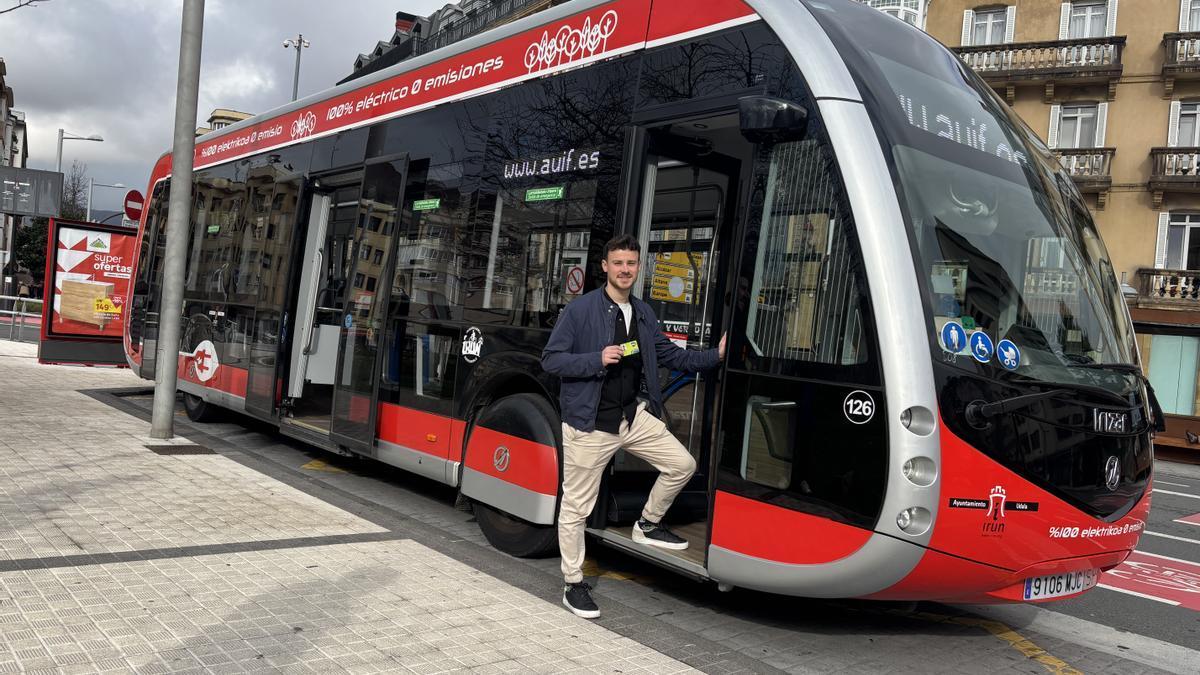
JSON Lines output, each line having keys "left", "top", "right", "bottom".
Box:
{"left": 98, "top": 388, "right": 1199, "bottom": 674}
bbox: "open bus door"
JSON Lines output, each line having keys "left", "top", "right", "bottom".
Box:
{"left": 587, "top": 108, "right": 750, "bottom": 574}
{"left": 283, "top": 156, "right": 409, "bottom": 455}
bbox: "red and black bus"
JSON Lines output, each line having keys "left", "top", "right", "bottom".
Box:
{"left": 124, "top": 0, "right": 1157, "bottom": 603}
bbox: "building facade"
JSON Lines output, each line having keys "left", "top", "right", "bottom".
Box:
{"left": 871, "top": 0, "right": 1200, "bottom": 449}
{"left": 1, "top": 57, "right": 30, "bottom": 293}
{"left": 196, "top": 109, "right": 252, "bottom": 137}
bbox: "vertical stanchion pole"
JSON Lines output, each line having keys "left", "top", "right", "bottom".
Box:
{"left": 151, "top": 0, "right": 205, "bottom": 439}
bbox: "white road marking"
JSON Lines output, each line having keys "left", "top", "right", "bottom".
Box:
{"left": 1144, "top": 530, "right": 1200, "bottom": 546}
{"left": 1175, "top": 518, "right": 1200, "bottom": 529}
{"left": 1097, "top": 583, "right": 1182, "bottom": 605}
{"left": 1153, "top": 489, "right": 1200, "bottom": 500}
{"left": 1134, "top": 549, "right": 1200, "bottom": 565}
{"left": 969, "top": 601, "right": 1199, "bottom": 673}
{"left": 1156, "top": 480, "right": 1191, "bottom": 488}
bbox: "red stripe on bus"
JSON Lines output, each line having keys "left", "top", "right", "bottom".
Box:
{"left": 646, "top": 0, "right": 754, "bottom": 42}
{"left": 464, "top": 425, "right": 559, "bottom": 496}
{"left": 376, "top": 402, "right": 452, "bottom": 459}
{"left": 711, "top": 490, "right": 872, "bottom": 564}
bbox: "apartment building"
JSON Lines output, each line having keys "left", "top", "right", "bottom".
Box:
{"left": 871, "top": 0, "right": 1200, "bottom": 448}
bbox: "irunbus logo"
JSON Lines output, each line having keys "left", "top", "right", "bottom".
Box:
{"left": 524, "top": 9, "right": 618, "bottom": 73}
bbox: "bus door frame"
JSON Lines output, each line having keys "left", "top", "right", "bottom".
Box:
{"left": 328, "top": 153, "right": 411, "bottom": 455}
{"left": 589, "top": 99, "right": 747, "bottom": 532}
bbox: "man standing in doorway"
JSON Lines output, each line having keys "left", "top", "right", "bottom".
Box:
{"left": 542, "top": 234, "right": 725, "bottom": 619}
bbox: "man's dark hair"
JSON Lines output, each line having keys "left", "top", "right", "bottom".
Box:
{"left": 604, "top": 234, "right": 641, "bottom": 258}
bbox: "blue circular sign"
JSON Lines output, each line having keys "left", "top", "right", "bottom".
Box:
{"left": 344, "top": 313, "right": 354, "bottom": 329}
{"left": 997, "top": 339, "right": 1021, "bottom": 370}
{"left": 970, "top": 331, "right": 994, "bottom": 364}
{"left": 940, "top": 321, "right": 966, "bottom": 353}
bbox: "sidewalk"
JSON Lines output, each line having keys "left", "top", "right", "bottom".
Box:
{"left": 0, "top": 340, "right": 695, "bottom": 674}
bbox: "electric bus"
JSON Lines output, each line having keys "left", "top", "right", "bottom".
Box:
{"left": 123, "top": 0, "right": 1158, "bottom": 603}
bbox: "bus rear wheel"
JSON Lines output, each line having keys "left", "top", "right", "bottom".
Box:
{"left": 474, "top": 501, "right": 558, "bottom": 558}
{"left": 182, "top": 392, "right": 219, "bottom": 422}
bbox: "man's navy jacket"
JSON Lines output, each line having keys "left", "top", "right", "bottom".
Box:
{"left": 541, "top": 287, "right": 720, "bottom": 432}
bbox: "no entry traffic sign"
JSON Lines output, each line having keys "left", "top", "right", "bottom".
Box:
{"left": 124, "top": 190, "right": 144, "bottom": 223}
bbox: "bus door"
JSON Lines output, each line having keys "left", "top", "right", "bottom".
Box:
{"left": 243, "top": 172, "right": 304, "bottom": 420}
{"left": 604, "top": 112, "right": 748, "bottom": 536}
{"left": 285, "top": 169, "right": 363, "bottom": 434}
{"left": 329, "top": 155, "right": 409, "bottom": 452}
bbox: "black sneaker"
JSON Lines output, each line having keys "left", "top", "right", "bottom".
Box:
{"left": 632, "top": 518, "right": 689, "bottom": 550}
{"left": 563, "top": 582, "right": 600, "bottom": 619}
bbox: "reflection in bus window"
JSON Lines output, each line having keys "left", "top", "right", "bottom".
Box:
{"left": 471, "top": 180, "right": 595, "bottom": 322}
{"left": 394, "top": 161, "right": 469, "bottom": 316}
{"left": 745, "top": 139, "right": 868, "bottom": 366}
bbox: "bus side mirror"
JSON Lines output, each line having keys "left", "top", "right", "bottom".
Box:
{"left": 738, "top": 96, "right": 808, "bottom": 144}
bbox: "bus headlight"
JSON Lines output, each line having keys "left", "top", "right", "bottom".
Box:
{"left": 896, "top": 507, "right": 931, "bottom": 536}
{"left": 902, "top": 457, "right": 937, "bottom": 487}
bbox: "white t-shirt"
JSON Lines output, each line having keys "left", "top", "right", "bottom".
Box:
{"left": 617, "top": 301, "right": 632, "bottom": 330}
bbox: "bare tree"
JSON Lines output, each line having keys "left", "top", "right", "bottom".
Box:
{"left": 61, "top": 160, "right": 88, "bottom": 220}
{"left": 0, "top": 0, "right": 51, "bottom": 16}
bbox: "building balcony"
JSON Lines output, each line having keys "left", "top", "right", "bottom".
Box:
{"left": 1149, "top": 147, "right": 1200, "bottom": 208}
{"left": 1162, "top": 32, "right": 1200, "bottom": 98}
{"left": 954, "top": 36, "right": 1125, "bottom": 104}
{"left": 1054, "top": 147, "right": 1114, "bottom": 208}
{"left": 1136, "top": 268, "right": 1200, "bottom": 309}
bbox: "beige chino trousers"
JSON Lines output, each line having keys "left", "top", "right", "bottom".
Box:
{"left": 558, "top": 404, "right": 696, "bottom": 584}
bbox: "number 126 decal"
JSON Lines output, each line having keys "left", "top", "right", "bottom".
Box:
{"left": 843, "top": 390, "right": 876, "bottom": 425}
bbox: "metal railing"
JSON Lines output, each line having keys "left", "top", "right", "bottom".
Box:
{"left": 0, "top": 295, "right": 42, "bottom": 342}
{"left": 1137, "top": 268, "right": 1200, "bottom": 304}
{"left": 1151, "top": 147, "right": 1200, "bottom": 177}
{"left": 954, "top": 35, "right": 1125, "bottom": 76}
{"left": 1054, "top": 147, "right": 1114, "bottom": 178}
{"left": 412, "top": 0, "right": 552, "bottom": 57}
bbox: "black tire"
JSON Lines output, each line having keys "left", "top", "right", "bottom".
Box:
{"left": 474, "top": 501, "right": 559, "bottom": 558}
{"left": 183, "top": 392, "right": 220, "bottom": 423}
{"left": 469, "top": 392, "right": 561, "bottom": 558}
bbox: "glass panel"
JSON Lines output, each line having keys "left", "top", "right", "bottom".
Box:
{"left": 741, "top": 396, "right": 792, "bottom": 489}
{"left": 744, "top": 139, "right": 869, "bottom": 367}
{"left": 1059, "top": 116, "right": 1080, "bottom": 149}
{"left": 1188, "top": 226, "right": 1200, "bottom": 271}
{"left": 331, "top": 158, "right": 405, "bottom": 446}
{"left": 1148, "top": 335, "right": 1199, "bottom": 415}
{"left": 1179, "top": 109, "right": 1199, "bottom": 147}
{"left": 1167, "top": 223, "right": 1187, "bottom": 269}
{"left": 1193, "top": 1, "right": 1200, "bottom": 31}
{"left": 812, "top": 5, "right": 1137, "bottom": 393}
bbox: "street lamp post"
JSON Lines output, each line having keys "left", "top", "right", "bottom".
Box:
{"left": 86, "top": 180, "right": 125, "bottom": 222}
{"left": 55, "top": 128, "right": 103, "bottom": 173}
{"left": 283, "top": 34, "right": 310, "bottom": 102}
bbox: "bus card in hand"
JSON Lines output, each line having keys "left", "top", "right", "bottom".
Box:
{"left": 619, "top": 340, "right": 640, "bottom": 357}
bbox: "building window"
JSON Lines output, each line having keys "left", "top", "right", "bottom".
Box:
{"left": 973, "top": 8, "right": 1008, "bottom": 46}
{"left": 1057, "top": 104, "right": 1099, "bottom": 149}
{"left": 860, "top": 0, "right": 927, "bottom": 29}
{"left": 1188, "top": 0, "right": 1200, "bottom": 32}
{"left": 1177, "top": 101, "right": 1200, "bottom": 146}
{"left": 1068, "top": 1, "right": 1108, "bottom": 39}
{"left": 1166, "top": 213, "right": 1200, "bottom": 271}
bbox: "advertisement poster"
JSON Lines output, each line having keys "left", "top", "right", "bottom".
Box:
{"left": 47, "top": 224, "right": 135, "bottom": 338}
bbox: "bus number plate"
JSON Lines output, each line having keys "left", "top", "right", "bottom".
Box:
{"left": 1023, "top": 569, "right": 1099, "bottom": 601}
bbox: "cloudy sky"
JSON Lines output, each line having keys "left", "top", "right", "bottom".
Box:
{"left": 0, "top": 0, "right": 446, "bottom": 213}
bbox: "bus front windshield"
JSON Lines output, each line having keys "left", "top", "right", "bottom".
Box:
{"left": 808, "top": 0, "right": 1137, "bottom": 395}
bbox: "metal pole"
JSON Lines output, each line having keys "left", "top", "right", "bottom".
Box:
{"left": 55, "top": 128, "right": 63, "bottom": 173}
{"left": 291, "top": 34, "right": 303, "bottom": 102}
{"left": 151, "top": 0, "right": 205, "bottom": 439}
{"left": 86, "top": 177, "right": 93, "bottom": 222}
